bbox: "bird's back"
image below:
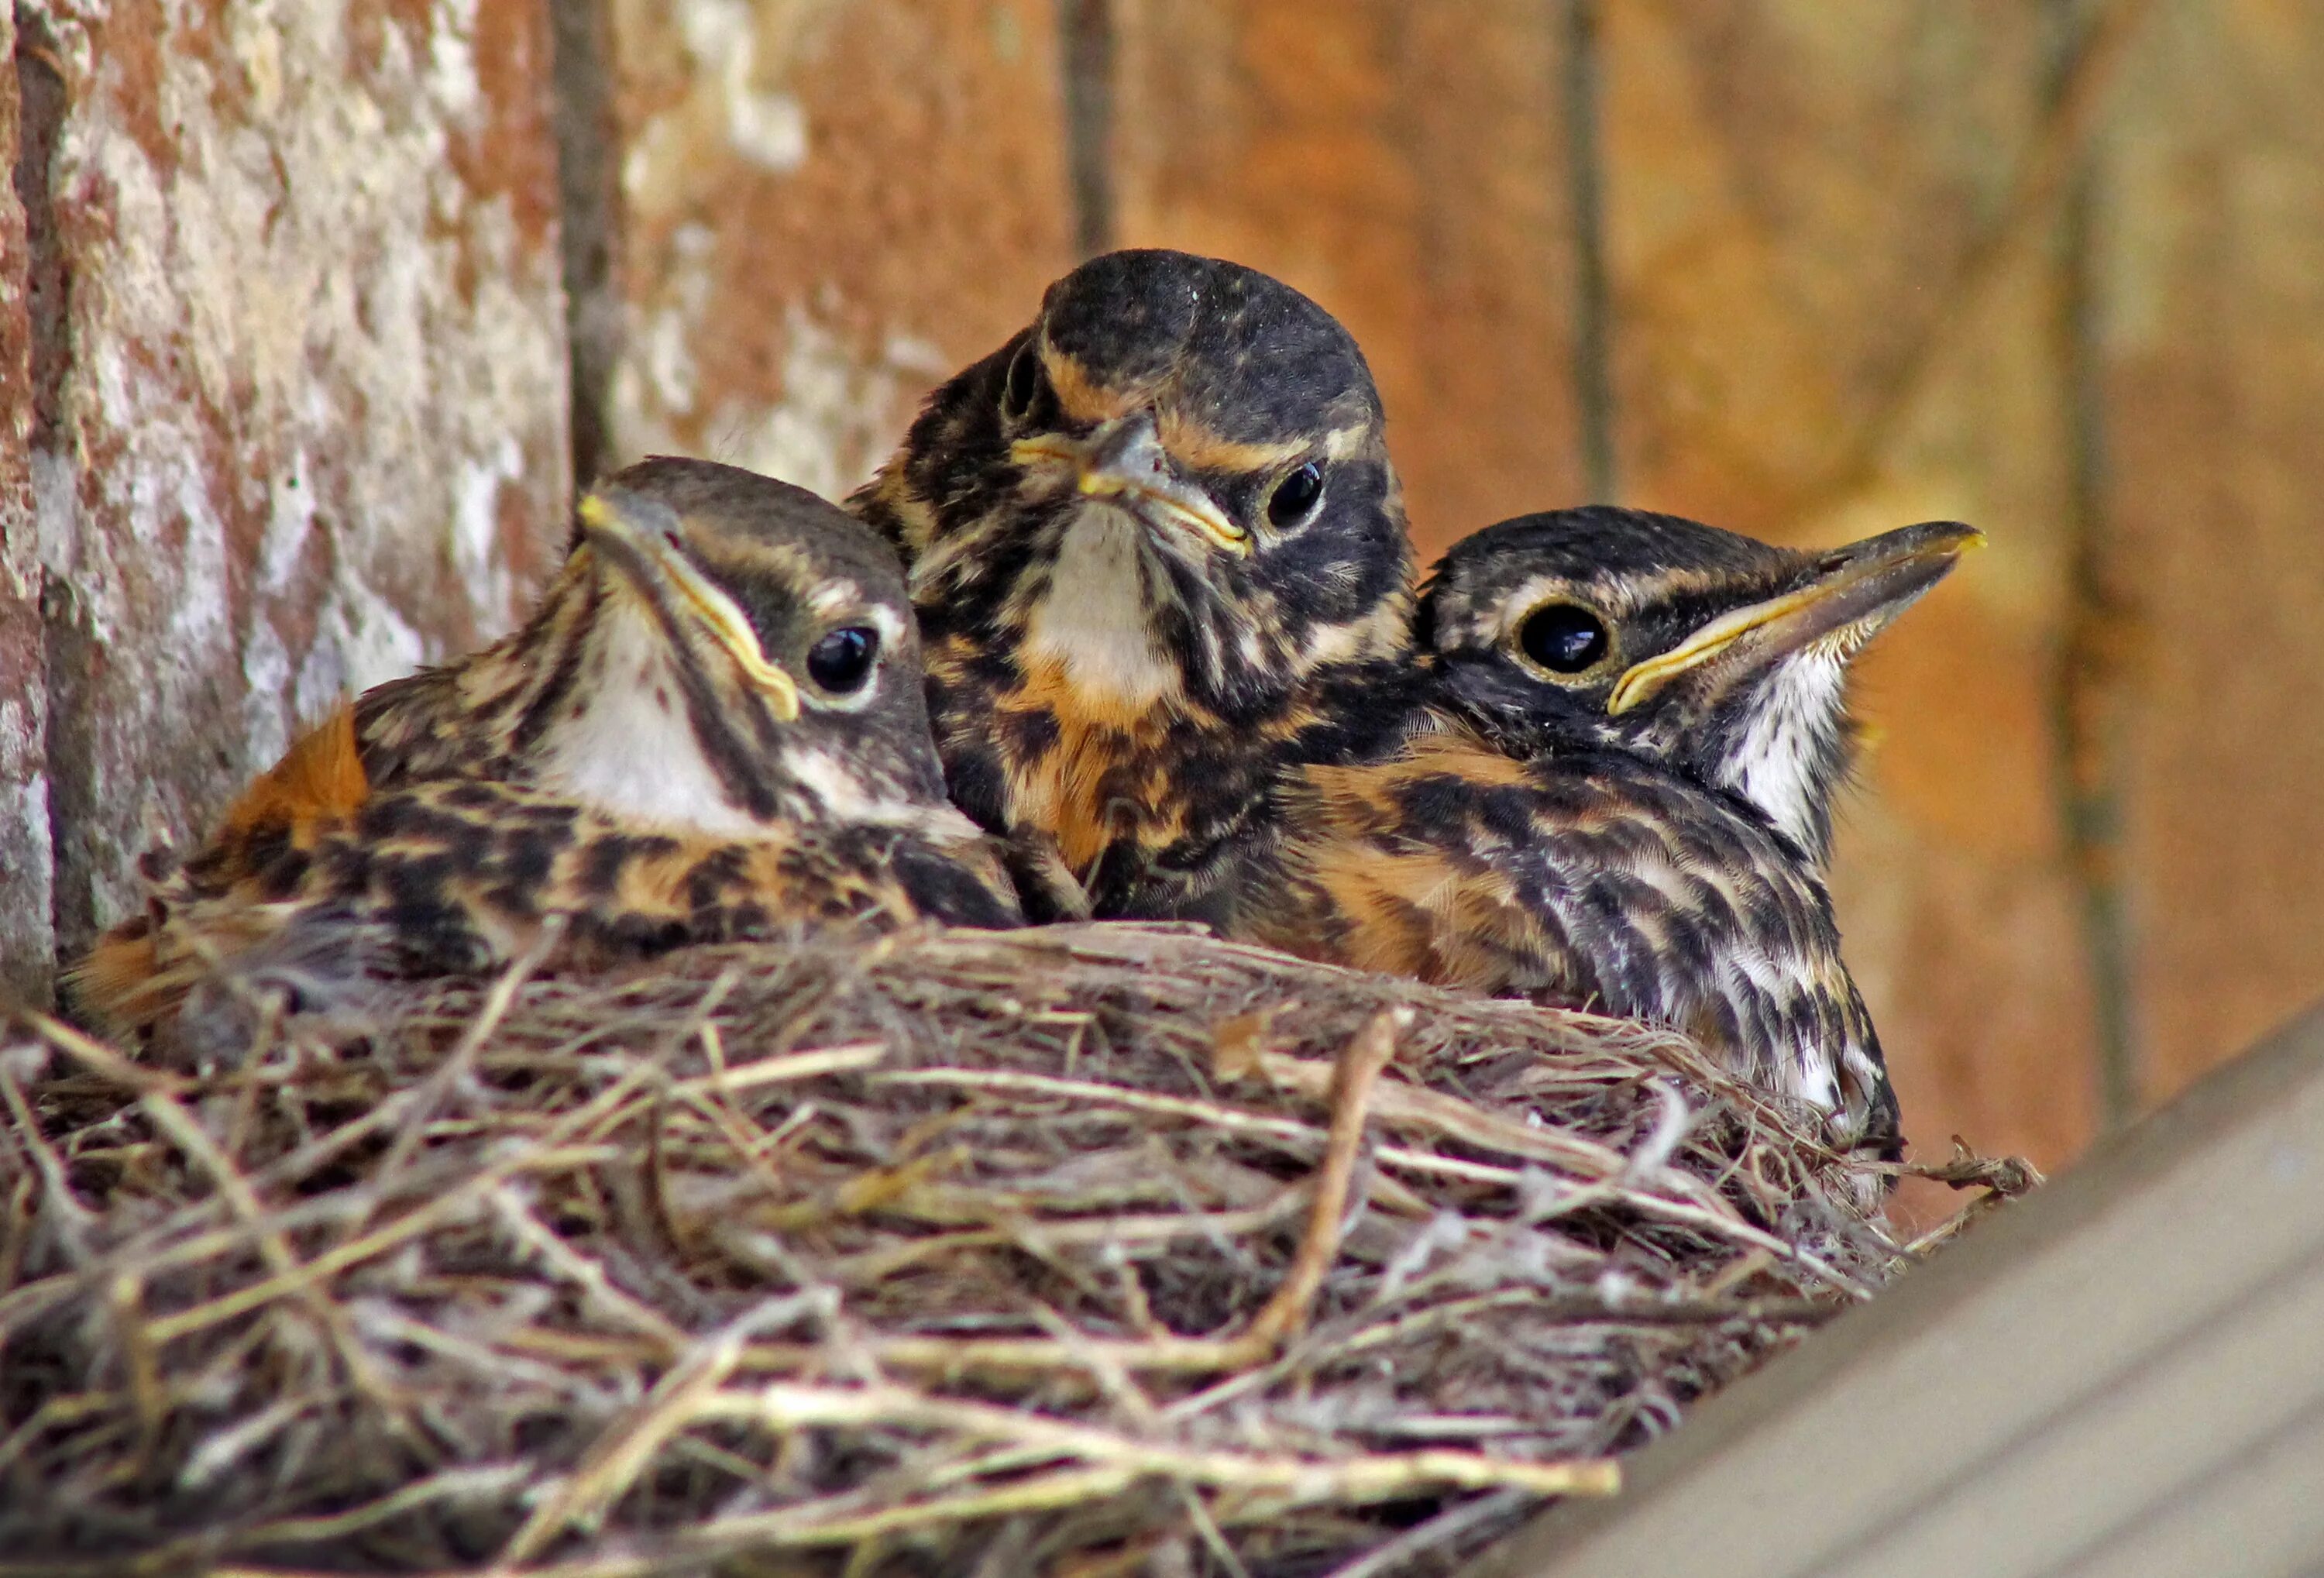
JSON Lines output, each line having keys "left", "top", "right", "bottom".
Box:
{"left": 1250, "top": 720, "right": 1898, "bottom": 1151}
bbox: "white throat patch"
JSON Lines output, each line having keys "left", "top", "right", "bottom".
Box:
{"left": 1721, "top": 651, "right": 1845, "bottom": 854}
{"left": 536, "top": 605, "right": 770, "bottom": 838}
{"left": 1021, "top": 505, "right": 1182, "bottom": 706}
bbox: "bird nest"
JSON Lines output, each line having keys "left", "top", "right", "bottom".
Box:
{"left": 0, "top": 923, "right": 2023, "bottom": 1576}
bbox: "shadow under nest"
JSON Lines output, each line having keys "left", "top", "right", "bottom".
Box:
{"left": 0, "top": 922, "right": 2010, "bottom": 1577}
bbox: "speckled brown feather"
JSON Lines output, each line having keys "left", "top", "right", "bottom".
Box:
{"left": 1249, "top": 722, "right": 1897, "bottom": 1153}
{"left": 82, "top": 776, "right": 1014, "bottom": 1039}
{"left": 852, "top": 249, "right": 1422, "bottom": 922}
{"left": 74, "top": 459, "right": 1026, "bottom": 1043}
{"left": 1278, "top": 507, "right": 1980, "bottom": 1159}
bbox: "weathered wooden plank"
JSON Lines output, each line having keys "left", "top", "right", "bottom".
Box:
{"left": 597, "top": 0, "right": 1074, "bottom": 497}
{"left": 2104, "top": 0, "right": 2324, "bottom": 1104}
{"left": 25, "top": 0, "right": 572, "bottom": 968}
{"left": 1109, "top": 0, "right": 1589, "bottom": 555}
{"left": 1470, "top": 999, "right": 2324, "bottom": 1578}
{"left": 1598, "top": 2, "right": 2105, "bottom": 1180}
{"left": 1, "top": 3, "right": 55, "bottom": 1003}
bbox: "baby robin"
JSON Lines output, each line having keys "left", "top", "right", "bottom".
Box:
{"left": 1248, "top": 511, "right": 1979, "bottom": 1157}
{"left": 1423, "top": 508, "right": 1982, "bottom": 865}
{"left": 74, "top": 459, "right": 1025, "bottom": 1045}
{"left": 851, "top": 248, "right": 1422, "bottom": 923}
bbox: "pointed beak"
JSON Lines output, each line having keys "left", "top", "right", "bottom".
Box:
{"left": 575, "top": 490, "right": 801, "bottom": 722}
{"left": 1011, "top": 414, "right": 1252, "bottom": 555}
{"left": 1606, "top": 519, "right": 1982, "bottom": 717}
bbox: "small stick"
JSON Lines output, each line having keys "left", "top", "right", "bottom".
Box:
{"left": 0, "top": 1061, "right": 98, "bottom": 1266}
{"left": 700, "top": 1382, "right": 1621, "bottom": 1504}
{"left": 25, "top": 1012, "right": 186, "bottom": 1094}
{"left": 492, "top": 1320, "right": 751, "bottom": 1569}
{"left": 130, "top": 1076, "right": 404, "bottom": 1410}
{"left": 1241, "top": 1009, "right": 1403, "bottom": 1349}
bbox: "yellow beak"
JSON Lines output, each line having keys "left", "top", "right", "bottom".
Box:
{"left": 1607, "top": 519, "right": 1983, "bottom": 717}
{"left": 576, "top": 491, "right": 801, "bottom": 722}
{"left": 1011, "top": 414, "right": 1251, "bottom": 555}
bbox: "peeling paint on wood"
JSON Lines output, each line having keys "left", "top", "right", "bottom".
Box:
{"left": 599, "top": 0, "right": 1074, "bottom": 496}
{"left": 26, "top": 0, "right": 570, "bottom": 965}
{"left": 2, "top": 3, "right": 57, "bottom": 1004}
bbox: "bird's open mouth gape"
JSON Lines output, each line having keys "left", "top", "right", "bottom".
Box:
{"left": 576, "top": 493, "right": 801, "bottom": 722}
{"left": 1606, "top": 520, "right": 1983, "bottom": 717}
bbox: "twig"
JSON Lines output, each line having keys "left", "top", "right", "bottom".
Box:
{"left": 131, "top": 1076, "right": 404, "bottom": 1408}
{"left": 493, "top": 1313, "right": 758, "bottom": 1567}
{"left": 1242, "top": 1010, "right": 1404, "bottom": 1348}
{"left": 0, "top": 1060, "right": 98, "bottom": 1266}
{"left": 701, "top": 1383, "right": 1621, "bottom": 1503}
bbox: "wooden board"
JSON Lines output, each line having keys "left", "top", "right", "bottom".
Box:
{"left": 2104, "top": 0, "right": 2324, "bottom": 1107}
{"left": 1466, "top": 999, "right": 2324, "bottom": 1578}
{"left": 594, "top": 0, "right": 1074, "bottom": 497}
{"left": 1109, "top": 0, "right": 1590, "bottom": 555}
{"left": 19, "top": 0, "right": 572, "bottom": 966}
{"left": 0, "top": 2, "right": 53, "bottom": 1004}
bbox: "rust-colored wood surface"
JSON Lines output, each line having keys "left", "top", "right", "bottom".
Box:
{"left": 590, "top": 0, "right": 1074, "bottom": 495}
{"left": 9, "top": 0, "right": 572, "bottom": 972}
{"left": 2105, "top": 0, "right": 2324, "bottom": 1108}
{"left": 4, "top": 0, "right": 2319, "bottom": 1192}
{"left": 2, "top": 2, "right": 52, "bottom": 1003}
{"left": 1110, "top": 0, "right": 1591, "bottom": 550}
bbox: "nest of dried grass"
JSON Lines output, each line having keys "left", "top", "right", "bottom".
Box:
{"left": 0, "top": 923, "right": 2020, "bottom": 1576}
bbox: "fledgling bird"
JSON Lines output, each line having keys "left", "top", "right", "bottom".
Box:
{"left": 74, "top": 459, "right": 1025, "bottom": 1043}
{"left": 851, "top": 248, "right": 1422, "bottom": 923}
{"left": 1247, "top": 510, "right": 1981, "bottom": 1157}
{"left": 1424, "top": 508, "right": 1983, "bottom": 867}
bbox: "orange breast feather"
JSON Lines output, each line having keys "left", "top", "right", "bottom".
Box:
{"left": 218, "top": 705, "right": 372, "bottom": 839}
{"left": 72, "top": 706, "right": 371, "bottom": 1032}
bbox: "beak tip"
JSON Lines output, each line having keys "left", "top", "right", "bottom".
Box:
{"left": 1923, "top": 520, "right": 1986, "bottom": 555}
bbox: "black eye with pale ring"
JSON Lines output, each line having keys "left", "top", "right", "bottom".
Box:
{"left": 1001, "top": 342, "right": 1042, "bottom": 421}
{"left": 1267, "top": 462, "right": 1325, "bottom": 528}
{"left": 1518, "top": 603, "right": 1610, "bottom": 675}
{"left": 806, "top": 626, "right": 880, "bottom": 694}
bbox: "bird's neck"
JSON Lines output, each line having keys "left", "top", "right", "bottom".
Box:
{"left": 1690, "top": 655, "right": 1855, "bottom": 865}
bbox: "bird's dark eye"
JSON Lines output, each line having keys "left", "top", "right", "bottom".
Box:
{"left": 1518, "top": 603, "right": 1610, "bottom": 675}
{"left": 1267, "top": 462, "right": 1325, "bottom": 528}
{"left": 1001, "top": 342, "right": 1042, "bottom": 422}
{"left": 806, "top": 626, "right": 880, "bottom": 694}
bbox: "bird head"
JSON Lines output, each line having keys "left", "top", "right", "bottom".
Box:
{"left": 517, "top": 458, "right": 954, "bottom": 835}
{"left": 862, "top": 249, "right": 1415, "bottom": 720}
{"left": 1422, "top": 506, "right": 1981, "bottom": 861}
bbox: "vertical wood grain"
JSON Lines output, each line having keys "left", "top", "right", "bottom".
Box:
{"left": 1109, "top": 0, "right": 1588, "bottom": 555}
{"left": 24, "top": 0, "right": 572, "bottom": 964}
{"left": 1, "top": 5, "right": 53, "bottom": 1003}
{"left": 2106, "top": 0, "right": 2324, "bottom": 1105}
{"left": 596, "top": 0, "right": 1075, "bottom": 500}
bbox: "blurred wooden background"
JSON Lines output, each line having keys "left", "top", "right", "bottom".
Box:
{"left": 5, "top": 0, "right": 2321, "bottom": 1189}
